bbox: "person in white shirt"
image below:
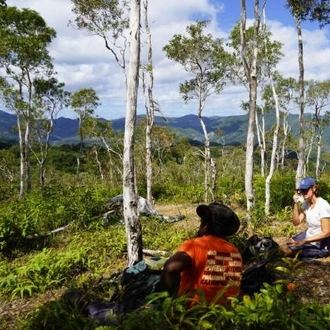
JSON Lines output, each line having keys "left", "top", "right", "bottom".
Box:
{"left": 282, "top": 177, "right": 330, "bottom": 261}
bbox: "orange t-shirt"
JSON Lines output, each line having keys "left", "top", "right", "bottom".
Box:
{"left": 176, "top": 235, "right": 242, "bottom": 303}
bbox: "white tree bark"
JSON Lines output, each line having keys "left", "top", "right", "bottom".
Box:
{"left": 240, "top": 0, "right": 264, "bottom": 211}
{"left": 262, "top": 5, "right": 280, "bottom": 215}
{"left": 17, "top": 114, "right": 24, "bottom": 198}
{"left": 143, "top": 0, "right": 156, "bottom": 204}
{"left": 255, "top": 106, "right": 266, "bottom": 177}
{"left": 197, "top": 97, "right": 213, "bottom": 203}
{"left": 123, "top": 0, "right": 142, "bottom": 266}
{"left": 294, "top": 16, "right": 306, "bottom": 187}
{"left": 280, "top": 110, "right": 290, "bottom": 168}
{"left": 265, "top": 80, "right": 280, "bottom": 215}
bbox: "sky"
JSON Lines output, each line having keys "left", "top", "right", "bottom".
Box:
{"left": 4, "top": 0, "right": 330, "bottom": 120}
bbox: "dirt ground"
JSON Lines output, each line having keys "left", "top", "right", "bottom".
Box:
{"left": 1, "top": 203, "right": 330, "bottom": 328}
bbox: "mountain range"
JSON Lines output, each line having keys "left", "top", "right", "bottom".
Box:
{"left": 0, "top": 109, "right": 327, "bottom": 147}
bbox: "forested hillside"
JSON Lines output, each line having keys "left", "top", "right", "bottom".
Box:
{"left": 1, "top": 110, "right": 329, "bottom": 148}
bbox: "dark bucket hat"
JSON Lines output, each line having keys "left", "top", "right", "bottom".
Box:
{"left": 196, "top": 202, "right": 240, "bottom": 237}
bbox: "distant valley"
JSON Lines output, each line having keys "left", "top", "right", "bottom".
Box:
{"left": 0, "top": 110, "right": 328, "bottom": 147}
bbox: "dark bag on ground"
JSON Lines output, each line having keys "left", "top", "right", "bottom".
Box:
{"left": 86, "top": 259, "right": 163, "bottom": 325}
{"left": 240, "top": 235, "right": 279, "bottom": 295}
{"left": 111, "top": 259, "right": 162, "bottom": 311}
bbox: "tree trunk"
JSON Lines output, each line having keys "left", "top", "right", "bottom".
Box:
{"left": 210, "top": 157, "right": 217, "bottom": 201}
{"left": 39, "top": 161, "right": 45, "bottom": 186}
{"left": 280, "top": 110, "right": 290, "bottom": 168}
{"left": 93, "top": 147, "right": 104, "bottom": 181}
{"left": 245, "top": 83, "right": 257, "bottom": 211}
{"left": 198, "top": 114, "right": 212, "bottom": 203}
{"left": 145, "top": 122, "right": 153, "bottom": 203}
{"left": 17, "top": 114, "right": 24, "bottom": 199}
{"left": 123, "top": 0, "right": 142, "bottom": 267}
{"left": 316, "top": 134, "right": 321, "bottom": 179}
{"left": 294, "top": 16, "right": 305, "bottom": 187}
{"left": 255, "top": 107, "right": 266, "bottom": 177}
{"left": 241, "top": 0, "right": 262, "bottom": 211}
{"left": 305, "top": 133, "right": 314, "bottom": 173}
{"left": 24, "top": 108, "right": 31, "bottom": 192}
{"left": 314, "top": 107, "right": 322, "bottom": 179}
{"left": 265, "top": 80, "right": 280, "bottom": 215}
{"left": 143, "top": 0, "right": 155, "bottom": 205}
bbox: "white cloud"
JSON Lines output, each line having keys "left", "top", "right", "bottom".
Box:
{"left": 5, "top": 0, "right": 330, "bottom": 119}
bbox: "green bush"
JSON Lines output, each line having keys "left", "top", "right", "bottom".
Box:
{"left": 0, "top": 183, "right": 115, "bottom": 256}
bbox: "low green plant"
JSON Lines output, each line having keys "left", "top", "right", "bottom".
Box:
{"left": 0, "top": 226, "right": 128, "bottom": 299}
{"left": 18, "top": 296, "right": 96, "bottom": 330}
{"left": 0, "top": 246, "right": 92, "bottom": 298}
{"left": 274, "top": 254, "right": 304, "bottom": 286}
{"left": 110, "top": 284, "right": 330, "bottom": 330}
{"left": 141, "top": 217, "right": 191, "bottom": 252}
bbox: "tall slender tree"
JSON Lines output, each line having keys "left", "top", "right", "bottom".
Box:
{"left": 142, "top": 0, "right": 159, "bottom": 204}
{"left": 31, "top": 77, "right": 71, "bottom": 185}
{"left": 71, "top": 0, "right": 143, "bottom": 265}
{"left": 286, "top": 0, "right": 330, "bottom": 186}
{"left": 0, "top": 6, "right": 56, "bottom": 197}
{"left": 70, "top": 88, "right": 100, "bottom": 149}
{"left": 229, "top": 21, "right": 282, "bottom": 183}
{"left": 305, "top": 80, "right": 330, "bottom": 179}
{"left": 123, "top": 0, "right": 142, "bottom": 266}
{"left": 164, "top": 20, "right": 233, "bottom": 203}
{"left": 239, "top": 0, "right": 265, "bottom": 211}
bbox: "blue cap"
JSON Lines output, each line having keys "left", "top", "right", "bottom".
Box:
{"left": 298, "top": 177, "right": 316, "bottom": 190}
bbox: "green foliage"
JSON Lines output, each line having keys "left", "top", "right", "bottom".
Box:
{"left": 19, "top": 297, "right": 96, "bottom": 330}
{"left": 142, "top": 217, "right": 192, "bottom": 252}
{"left": 110, "top": 284, "right": 330, "bottom": 330}
{"left": 48, "top": 148, "right": 81, "bottom": 174}
{"left": 0, "top": 181, "right": 115, "bottom": 256}
{"left": 0, "top": 226, "right": 127, "bottom": 299}
{"left": 286, "top": 0, "right": 330, "bottom": 28}
{"left": 0, "top": 247, "right": 90, "bottom": 298}
{"left": 275, "top": 254, "right": 305, "bottom": 285}
{"left": 163, "top": 20, "right": 234, "bottom": 103}
{"left": 253, "top": 171, "right": 296, "bottom": 213}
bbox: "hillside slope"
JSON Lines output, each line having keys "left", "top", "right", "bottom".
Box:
{"left": 0, "top": 110, "right": 322, "bottom": 146}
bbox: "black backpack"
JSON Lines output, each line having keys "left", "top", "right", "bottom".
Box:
{"left": 240, "top": 235, "right": 279, "bottom": 295}
{"left": 109, "top": 259, "right": 164, "bottom": 312}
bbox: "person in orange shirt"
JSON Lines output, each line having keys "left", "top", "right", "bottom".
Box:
{"left": 160, "top": 202, "right": 242, "bottom": 303}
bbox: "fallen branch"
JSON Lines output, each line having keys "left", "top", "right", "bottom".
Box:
{"left": 26, "top": 223, "right": 71, "bottom": 239}
{"left": 142, "top": 249, "right": 169, "bottom": 257}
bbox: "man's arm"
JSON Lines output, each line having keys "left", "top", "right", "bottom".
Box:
{"left": 160, "top": 251, "right": 192, "bottom": 297}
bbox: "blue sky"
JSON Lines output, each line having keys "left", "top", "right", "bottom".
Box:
{"left": 4, "top": 0, "right": 330, "bottom": 120}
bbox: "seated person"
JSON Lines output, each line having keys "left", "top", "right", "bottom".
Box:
{"left": 160, "top": 202, "right": 243, "bottom": 303}
{"left": 281, "top": 177, "right": 330, "bottom": 261}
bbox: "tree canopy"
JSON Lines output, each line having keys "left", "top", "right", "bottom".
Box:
{"left": 286, "top": 0, "right": 330, "bottom": 26}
